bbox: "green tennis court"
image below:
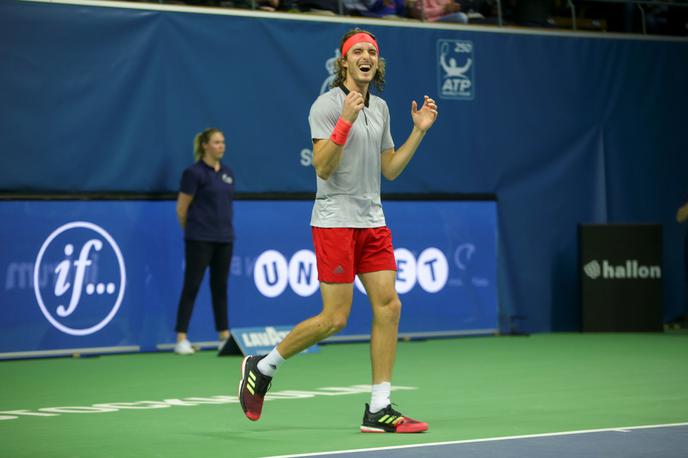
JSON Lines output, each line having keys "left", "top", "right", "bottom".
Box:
{"left": 2, "top": 333, "right": 687, "bottom": 457}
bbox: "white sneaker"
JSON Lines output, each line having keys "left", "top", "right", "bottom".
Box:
{"left": 218, "top": 339, "right": 228, "bottom": 351}
{"left": 174, "top": 339, "right": 195, "bottom": 355}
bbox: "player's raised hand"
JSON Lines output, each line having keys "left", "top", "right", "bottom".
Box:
{"left": 341, "top": 91, "right": 365, "bottom": 123}
{"left": 411, "top": 95, "right": 438, "bottom": 132}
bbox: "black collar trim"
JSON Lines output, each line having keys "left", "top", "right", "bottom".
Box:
{"left": 338, "top": 84, "right": 370, "bottom": 108}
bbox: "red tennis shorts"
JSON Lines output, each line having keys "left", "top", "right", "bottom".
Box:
{"left": 311, "top": 226, "right": 397, "bottom": 283}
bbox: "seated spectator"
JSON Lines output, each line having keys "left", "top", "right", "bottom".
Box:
{"left": 411, "top": 0, "right": 469, "bottom": 23}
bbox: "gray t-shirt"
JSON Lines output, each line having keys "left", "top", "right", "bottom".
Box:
{"left": 309, "top": 86, "right": 395, "bottom": 228}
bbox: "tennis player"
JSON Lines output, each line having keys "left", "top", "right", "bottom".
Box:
{"left": 239, "top": 28, "right": 438, "bottom": 433}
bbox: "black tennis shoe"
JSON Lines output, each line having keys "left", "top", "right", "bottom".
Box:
{"left": 238, "top": 355, "right": 272, "bottom": 421}
{"left": 360, "top": 403, "right": 428, "bottom": 433}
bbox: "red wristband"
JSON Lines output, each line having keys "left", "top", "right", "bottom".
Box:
{"left": 330, "top": 117, "right": 352, "bottom": 146}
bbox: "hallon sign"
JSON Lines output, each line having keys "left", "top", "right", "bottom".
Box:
{"left": 583, "top": 259, "right": 662, "bottom": 280}
{"left": 579, "top": 225, "right": 662, "bottom": 332}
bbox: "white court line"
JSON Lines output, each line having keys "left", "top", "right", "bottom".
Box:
{"left": 263, "top": 422, "right": 688, "bottom": 458}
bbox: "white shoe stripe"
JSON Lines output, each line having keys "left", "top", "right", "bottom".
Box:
{"left": 360, "top": 425, "right": 386, "bottom": 433}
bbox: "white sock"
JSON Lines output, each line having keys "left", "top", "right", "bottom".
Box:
{"left": 369, "top": 382, "right": 391, "bottom": 413}
{"left": 257, "top": 347, "right": 284, "bottom": 377}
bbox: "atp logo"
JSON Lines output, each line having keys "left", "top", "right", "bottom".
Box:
{"left": 33, "top": 222, "right": 126, "bottom": 336}
{"left": 437, "top": 39, "right": 474, "bottom": 100}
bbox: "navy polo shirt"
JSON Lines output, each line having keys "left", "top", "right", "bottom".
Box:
{"left": 180, "top": 161, "right": 235, "bottom": 243}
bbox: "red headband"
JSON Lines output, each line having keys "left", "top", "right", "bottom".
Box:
{"left": 341, "top": 33, "right": 379, "bottom": 58}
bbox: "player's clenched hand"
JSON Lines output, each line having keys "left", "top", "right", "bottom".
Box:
{"left": 341, "top": 91, "right": 365, "bottom": 123}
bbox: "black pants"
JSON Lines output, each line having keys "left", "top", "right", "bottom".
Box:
{"left": 175, "top": 240, "right": 233, "bottom": 333}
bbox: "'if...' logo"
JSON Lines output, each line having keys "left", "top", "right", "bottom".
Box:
{"left": 33, "top": 222, "right": 126, "bottom": 336}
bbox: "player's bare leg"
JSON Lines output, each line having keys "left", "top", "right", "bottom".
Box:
{"left": 359, "top": 270, "right": 400, "bottom": 384}
{"left": 277, "top": 282, "right": 354, "bottom": 358}
{"left": 238, "top": 282, "right": 353, "bottom": 421}
{"left": 358, "top": 270, "right": 428, "bottom": 433}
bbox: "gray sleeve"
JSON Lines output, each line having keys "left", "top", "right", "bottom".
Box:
{"left": 381, "top": 101, "right": 394, "bottom": 152}
{"left": 309, "top": 94, "right": 340, "bottom": 140}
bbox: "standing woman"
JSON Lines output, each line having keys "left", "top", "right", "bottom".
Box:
{"left": 174, "top": 128, "right": 235, "bottom": 355}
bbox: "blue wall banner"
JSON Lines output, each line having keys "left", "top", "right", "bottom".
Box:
{"left": 1, "top": 0, "right": 686, "bottom": 333}
{"left": 0, "top": 200, "right": 498, "bottom": 359}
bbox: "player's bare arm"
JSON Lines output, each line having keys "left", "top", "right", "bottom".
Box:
{"left": 381, "top": 95, "right": 438, "bottom": 181}
{"left": 312, "top": 91, "right": 365, "bottom": 180}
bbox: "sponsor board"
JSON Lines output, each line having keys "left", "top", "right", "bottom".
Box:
{"left": 579, "top": 224, "right": 662, "bottom": 332}
{"left": 220, "top": 325, "right": 319, "bottom": 356}
{"left": 0, "top": 200, "right": 498, "bottom": 357}
{"left": 583, "top": 259, "right": 661, "bottom": 280}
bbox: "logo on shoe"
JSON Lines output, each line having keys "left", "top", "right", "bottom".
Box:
{"left": 33, "top": 221, "right": 126, "bottom": 336}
